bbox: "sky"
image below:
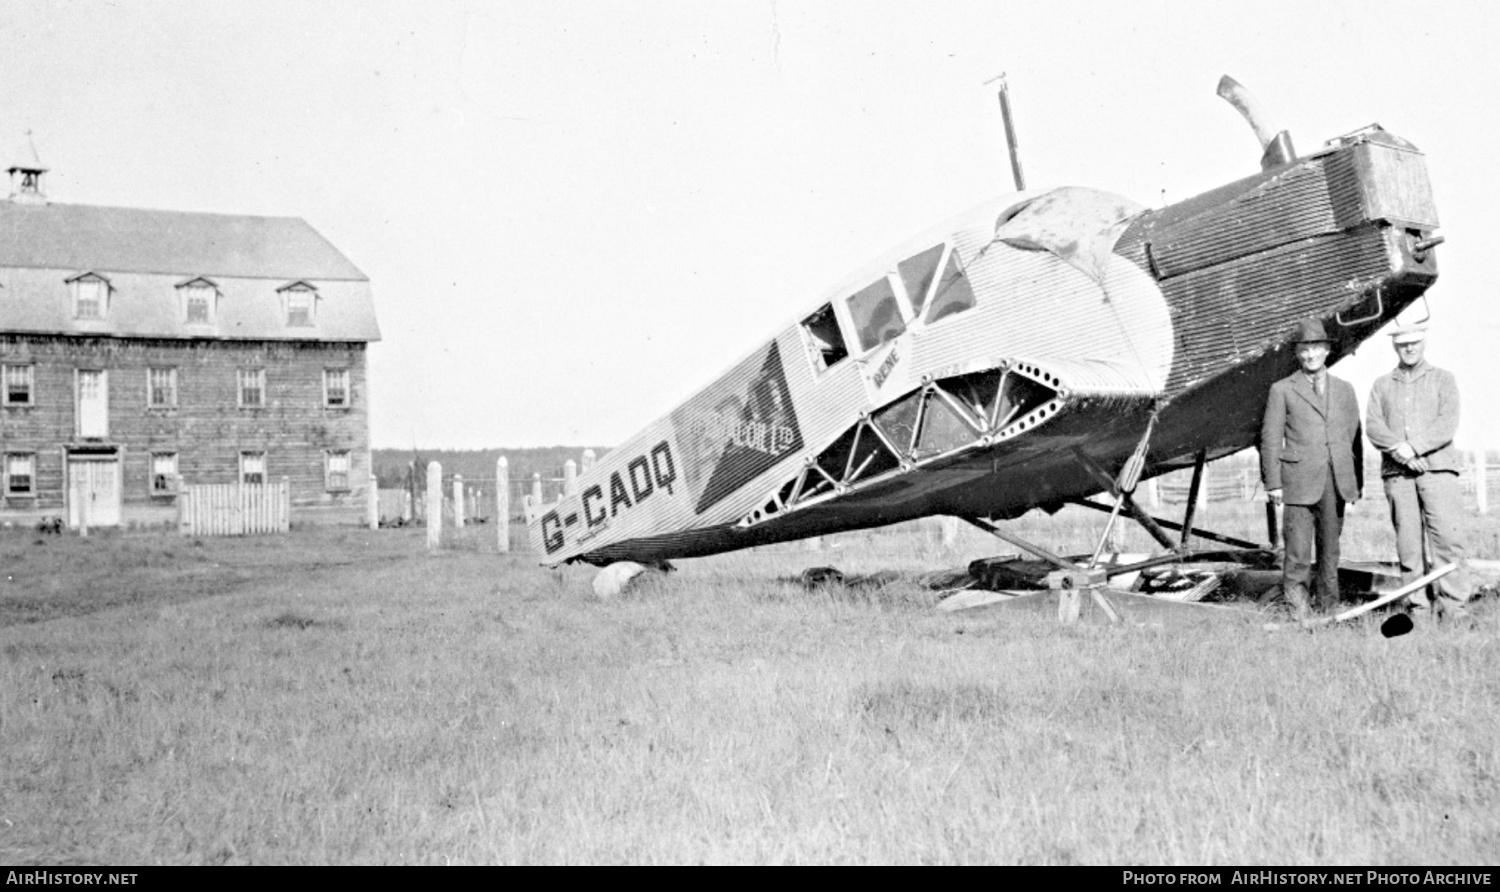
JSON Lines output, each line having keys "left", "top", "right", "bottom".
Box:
{"left": 1, "top": 0, "right": 1496, "bottom": 450}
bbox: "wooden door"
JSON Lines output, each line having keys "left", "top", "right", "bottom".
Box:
{"left": 68, "top": 458, "right": 122, "bottom": 528}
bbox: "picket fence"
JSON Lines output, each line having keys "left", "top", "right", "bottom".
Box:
{"left": 180, "top": 480, "right": 291, "bottom": 536}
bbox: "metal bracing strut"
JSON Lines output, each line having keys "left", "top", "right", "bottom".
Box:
{"left": 1180, "top": 449, "right": 1208, "bottom": 549}
{"left": 959, "top": 516, "right": 1072, "bottom": 570}
{"left": 960, "top": 515, "right": 1121, "bottom": 624}
{"left": 1071, "top": 447, "right": 1179, "bottom": 552}
{"left": 1070, "top": 413, "right": 1158, "bottom": 567}
{"left": 1068, "top": 498, "right": 1263, "bottom": 551}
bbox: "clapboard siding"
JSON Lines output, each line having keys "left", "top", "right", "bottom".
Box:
{"left": 0, "top": 334, "right": 370, "bottom": 526}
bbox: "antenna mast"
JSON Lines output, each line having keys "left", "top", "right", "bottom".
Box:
{"left": 987, "top": 73, "right": 1026, "bottom": 191}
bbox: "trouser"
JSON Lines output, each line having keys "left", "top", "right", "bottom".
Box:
{"left": 1385, "top": 470, "right": 1471, "bottom": 607}
{"left": 1283, "top": 476, "right": 1345, "bottom": 611}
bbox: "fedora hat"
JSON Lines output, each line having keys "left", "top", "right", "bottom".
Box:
{"left": 1292, "top": 319, "right": 1333, "bottom": 344}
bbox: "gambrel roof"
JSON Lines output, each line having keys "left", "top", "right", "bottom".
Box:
{"left": 0, "top": 201, "right": 379, "bottom": 342}
{"left": 0, "top": 201, "right": 366, "bottom": 280}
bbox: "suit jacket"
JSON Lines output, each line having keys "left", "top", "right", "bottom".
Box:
{"left": 1260, "top": 371, "right": 1364, "bottom": 505}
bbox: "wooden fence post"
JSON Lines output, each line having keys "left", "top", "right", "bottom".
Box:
{"left": 496, "top": 456, "right": 510, "bottom": 553}
{"left": 564, "top": 460, "right": 578, "bottom": 496}
{"left": 1476, "top": 447, "right": 1489, "bottom": 515}
{"left": 531, "top": 473, "right": 542, "bottom": 505}
{"left": 453, "top": 474, "right": 465, "bottom": 529}
{"left": 582, "top": 448, "right": 596, "bottom": 474}
{"left": 367, "top": 474, "right": 378, "bottom": 530}
{"left": 427, "top": 461, "right": 442, "bottom": 550}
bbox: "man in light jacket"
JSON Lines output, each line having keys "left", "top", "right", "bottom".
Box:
{"left": 1366, "top": 324, "right": 1471, "bottom": 620}
{"left": 1261, "top": 320, "right": 1365, "bottom": 617}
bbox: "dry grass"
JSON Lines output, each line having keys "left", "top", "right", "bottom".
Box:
{"left": 0, "top": 513, "right": 1497, "bottom": 865}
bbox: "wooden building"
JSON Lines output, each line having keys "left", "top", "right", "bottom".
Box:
{"left": 0, "top": 140, "right": 380, "bottom": 529}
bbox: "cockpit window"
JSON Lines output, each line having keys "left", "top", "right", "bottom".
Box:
{"left": 897, "top": 244, "right": 944, "bottom": 319}
{"left": 925, "top": 249, "right": 977, "bottom": 324}
{"left": 801, "top": 304, "right": 848, "bottom": 371}
{"left": 845, "top": 277, "right": 903, "bottom": 353}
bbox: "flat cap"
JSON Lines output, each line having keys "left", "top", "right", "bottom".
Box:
{"left": 1390, "top": 324, "right": 1428, "bottom": 344}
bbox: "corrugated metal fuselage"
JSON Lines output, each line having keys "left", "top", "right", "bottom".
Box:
{"left": 528, "top": 128, "right": 1438, "bottom": 566}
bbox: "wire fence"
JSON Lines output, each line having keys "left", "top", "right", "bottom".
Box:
{"left": 376, "top": 451, "right": 1498, "bottom": 545}
{"left": 1152, "top": 458, "right": 1498, "bottom": 509}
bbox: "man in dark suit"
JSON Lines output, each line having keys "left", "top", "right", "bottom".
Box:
{"left": 1260, "top": 320, "right": 1364, "bottom": 617}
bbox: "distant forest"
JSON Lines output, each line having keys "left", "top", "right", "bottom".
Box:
{"left": 371, "top": 446, "right": 613, "bottom": 489}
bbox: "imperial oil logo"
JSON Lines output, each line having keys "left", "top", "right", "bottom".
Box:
{"left": 672, "top": 341, "right": 804, "bottom": 515}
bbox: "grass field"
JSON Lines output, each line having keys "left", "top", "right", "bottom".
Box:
{"left": 1, "top": 504, "right": 1497, "bottom": 865}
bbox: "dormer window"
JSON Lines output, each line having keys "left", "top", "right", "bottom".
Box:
{"left": 278, "top": 281, "right": 317, "bottom": 327}
{"left": 177, "top": 277, "right": 218, "bottom": 325}
{"left": 67, "top": 273, "right": 111, "bottom": 320}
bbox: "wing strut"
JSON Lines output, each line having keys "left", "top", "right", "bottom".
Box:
{"left": 958, "top": 516, "right": 1123, "bottom": 623}
{"left": 1071, "top": 413, "right": 1160, "bottom": 567}
{"left": 1069, "top": 498, "right": 1263, "bottom": 551}
{"left": 1179, "top": 449, "right": 1209, "bottom": 549}
{"left": 958, "top": 516, "right": 1072, "bottom": 570}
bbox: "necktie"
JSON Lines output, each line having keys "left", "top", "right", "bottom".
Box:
{"left": 1314, "top": 375, "right": 1324, "bottom": 397}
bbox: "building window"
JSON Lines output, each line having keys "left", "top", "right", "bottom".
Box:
{"left": 148, "top": 367, "right": 178, "bottom": 408}
{"left": 279, "top": 282, "right": 317, "bottom": 327}
{"left": 75, "top": 369, "right": 109, "bottom": 438}
{"left": 5, "top": 453, "right": 35, "bottom": 496}
{"left": 150, "top": 452, "right": 178, "bottom": 495}
{"left": 324, "top": 368, "right": 350, "bottom": 407}
{"left": 240, "top": 451, "right": 266, "bottom": 485}
{"left": 238, "top": 368, "right": 265, "bottom": 408}
{"left": 325, "top": 451, "right": 351, "bottom": 491}
{"left": 2, "top": 364, "right": 34, "bottom": 406}
{"left": 67, "top": 273, "right": 111, "bottom": 320}
{"left": 177, "top": 278, "right": 218, "bottom": 325}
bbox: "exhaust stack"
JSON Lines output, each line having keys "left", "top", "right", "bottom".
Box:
{"left": 1217, "top": 75, "right": 1296, "bottom": 170}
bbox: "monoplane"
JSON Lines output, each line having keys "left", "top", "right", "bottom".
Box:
{"left": 526, "top": 76, "right": 1441, "bottom": 612}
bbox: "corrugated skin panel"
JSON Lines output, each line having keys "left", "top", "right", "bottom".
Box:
{"left": 1022, "top": 357, "right": 1165, "bottom": 397}
{"left": 1114, "top": 135, "right": 1438, "bottom": 403}
{"left": 1156, "top": 226, "right": 1393, "bottom": 394}
{"left": 1322, "top": 149, "right": 1368, "bottom": 230}
{"left": 778, "top": 332, "right": 872, "bottom": 465}
{"left": 574, "top": 392, "right": 1160, "bottom": 565}
{"left": 531, "top": 327, "right": 869, "bottom": 562}
{"left": 916, "top": 246, "right": 1171, "bottom": 394}
{"left": 1148, "top": 161, "right": 1338, "bottom": 279}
